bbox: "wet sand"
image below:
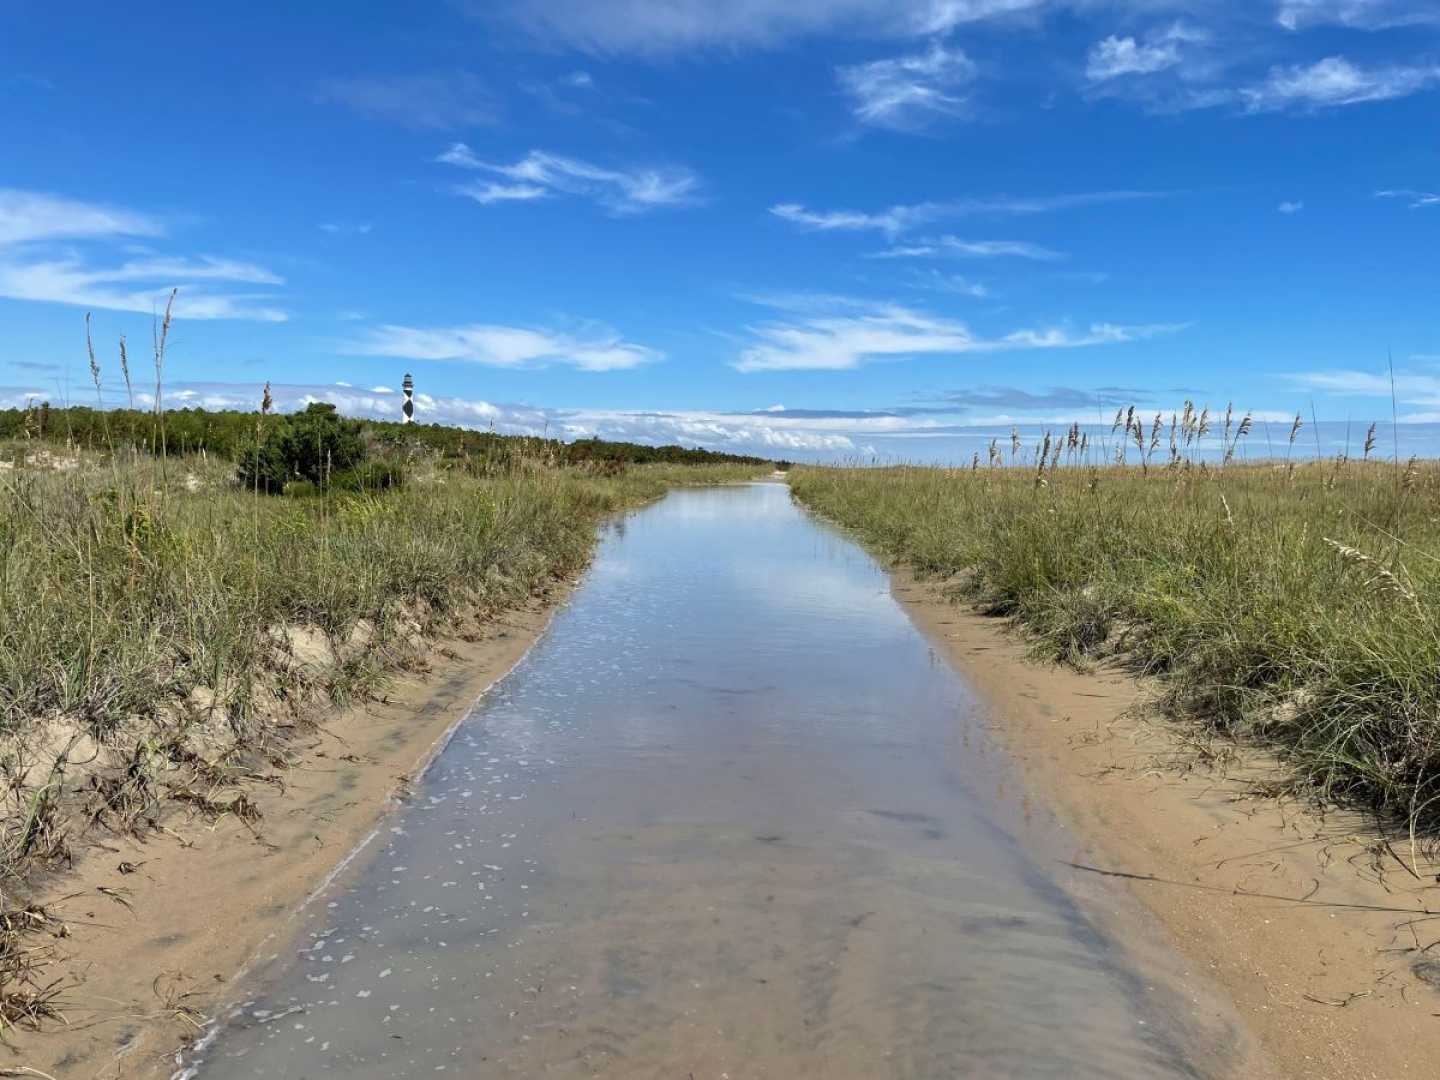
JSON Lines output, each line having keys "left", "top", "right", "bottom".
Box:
{"left": 889, "top": 568, "right": 1440, "bottom": 1080}
{"left": 13, "top": 593, "right": 575, "bottom": 1080}
{"left": 179, "top": 484, "right": 1267, "bottom": 1079}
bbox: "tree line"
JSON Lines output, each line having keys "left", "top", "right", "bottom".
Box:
{"left": 0, "top": 402, "right": 771, "bottom": 475}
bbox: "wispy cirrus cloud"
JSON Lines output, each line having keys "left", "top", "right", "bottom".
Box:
{"left": 351, "top": 321, "right": 660, "bottom": 372}
{"left": 837, "top": 41, "right": 978, "bottom": 129}
{"left": 314, "top": 73, "right": 499, "bottom": 129}
{"left": 1081, "top": 15, "right": 1440, "bottom": 115}
{"left": 868, "top": 235, "right": 1066, "bottom": 260}
{"left": 455, "top": 181, "right": 550, "bottom": 205}
{"left": 925, "top": 384, "right": 1162, "bottom": 411}
{"left": 1276, "top": 0, "right": 1440, "bottom": 30}
{"left": 0, "top": 256, "right": 289, "bottom": 322}
{"left": 769, "top": 201, "right": 940, "bottom": 236}
{"left": 480, "top": 0, "right": 1046, "bottom": 56}
{"left": 1241, "top": 56, "right": 1440, "bottom": 111}
{"left": 1278, "top": 200, "right": 1305, "bottom": 213}
{"left": 0, "top": 189, "right": 289, "bottom": 321}
{"left": 732, "top": 294, "right": 1184, "bottom": 372}
{"left": 1376, "top": 188, "right": 1440, "bottom": 208}
{"left": 1289, "top": 364, "right": 1440, "bottom": 419}
{"left": 0, "top": 189, "right": 163, "bottom": 246}
{"left": 437, "top": 145, "right": 699, "bottom": 214}
{"left": 771, "top": 190, "right": 1157, "bottom": 239}
{"left": 909, "top": 269, "right": 991, "bottom": 297}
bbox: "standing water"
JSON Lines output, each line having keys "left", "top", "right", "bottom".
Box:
{"left": 185, "top": 483, "right": 1243, "bottom": 1079}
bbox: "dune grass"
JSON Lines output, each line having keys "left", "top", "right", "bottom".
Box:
{"left": 0, "top": 434, "right": 763, "bottom": 1031}
{"left": 789, "top": 453, "right": 1440, "bottom": 830}
{"left": 0, "top": 450, "right": 761, "bottom": 867}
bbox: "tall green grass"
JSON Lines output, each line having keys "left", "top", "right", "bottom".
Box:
{"left": 790, "top": 457, "right": 1440, "bottom": 829}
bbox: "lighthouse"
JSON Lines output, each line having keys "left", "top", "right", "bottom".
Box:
{"left": 402, "top": 373, "right": 414, "bottom": 423}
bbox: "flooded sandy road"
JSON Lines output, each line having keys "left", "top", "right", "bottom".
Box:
{"left": 184, "top": 482, "right": 1249, "bottom": 1079}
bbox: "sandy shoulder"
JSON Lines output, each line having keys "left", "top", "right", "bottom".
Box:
{"left": 9, "top": 582, "right": 576, "bottom": 1080}
{"left": 890, "top": 566, "right": 1440, "bottom": 1080}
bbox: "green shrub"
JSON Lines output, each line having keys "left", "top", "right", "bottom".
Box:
{"left": 237, "top": 403, "right": 367, "bottom": 493}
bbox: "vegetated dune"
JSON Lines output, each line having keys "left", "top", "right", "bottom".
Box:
{"left": 0, "top": 423, "right": 764, "bottom": 1036}
{"left": 789, "top": 417, "right": 1440, "bottom": 830}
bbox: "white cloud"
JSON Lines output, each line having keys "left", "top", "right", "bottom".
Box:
{"left": 1085, "top": 22, "right": 1210, "bottom": 84}
{"left": 0, "top": 188, "right": 163, "bottom": 246}
{"left": 319, "top": 222, "right": 374, "bottom": 236}
{"left": 731, "top": 295, "right": 1183, "bottom": 371}
{"left": 1278, "top": 200, "right": 1304, "bottom": 213}
{"left": 0, "top": 254, "right": 288, "bottom": 321}
{"left": 772, "top": 191, "right": 1154, "bottom": 239}
{"left": 1242, "top": 56, "right": 1440, "bottom": 111}
{"left": 1276, "top": 1, "right": 1440, "bottom": 30}
{"left": 0, "top": 189, "right": 289, "bottom": 321}
{"left": 98, "top": 256, "right": 283, "bottom": 285}
{"left": 769, "top": 201, "right": 939, "bottom": 236}
{"left": 351, "top": 322, "right": 660, "bottom": 372}
{"left": 1376, "top": 188, "right": 1440, "bottom": 208}
{"left": 314, "top": 73, "right": 498, "bottom": 129}
{"left": 482, "top": 0, "right": 1047, "bottom": 56}
{"left": 870, "top": 234, "right": 1066, "bottom": 260}
{"left": 1086, "top": 34, "right": 1181, "bottom": 81}
{"left": 1291, "top": 367, "right": 1440, "bottom": 406}
{"left": 837, "top": 41, "right": 979, "bottom": 128}
{"left": 911, "top": 270, "right": 991, "bottom": 297}
{"left": 455, "top": 181, "right": 550, "bottom": 205}
{"left": 998, "top": 322, "right": 1184, "bottom": 348}
{"left": 1289, "top": 366, "right": 1440, "bottom": 427}
{"left": 438, "top": 146, "right": 699, "bottom": 214}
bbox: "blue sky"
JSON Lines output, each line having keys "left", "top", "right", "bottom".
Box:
{"left": 2, "top": 0, "right": 1438, "bottom": 459}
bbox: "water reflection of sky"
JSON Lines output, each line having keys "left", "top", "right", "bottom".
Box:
{"left": 184, "top": 482, "right": 1233, "bottom": 1080}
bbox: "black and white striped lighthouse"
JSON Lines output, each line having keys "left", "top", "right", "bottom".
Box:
{"left": 402, "top": 373, "right": 414, "bottom": 424}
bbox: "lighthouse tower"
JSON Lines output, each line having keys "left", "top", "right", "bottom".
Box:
{"left": 402, "top": 373, "right": 414, "bottom": 424}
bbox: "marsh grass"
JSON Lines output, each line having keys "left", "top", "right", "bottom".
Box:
{"left": 790, "top": 448, "right": 1440, "bottom": 834}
